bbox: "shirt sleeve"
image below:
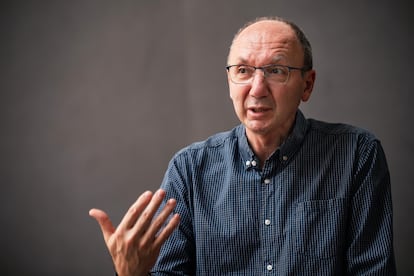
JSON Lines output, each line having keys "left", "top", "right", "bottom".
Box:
{"left": 151, "top": 152, "right": 196, "bottom": 275}
{"left": 346, "top": 136, "right": 396, "bottom": 274}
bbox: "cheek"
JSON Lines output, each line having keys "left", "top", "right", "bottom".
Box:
{"left": 285, "top": 83, "right": 306, "bottom": 103}
{"left": 230, "top": 91, "right": 242, "bottom": 111}
{"left": 229, "top": 88, "right": 235, "bottom": 100}
{"left": 229, "top": 84, "right": 246, "bottom": 103}
{"left": 271, "top": 87, "right": 303, "bottom": 114}
{"left": 229, "top": 87, "right": 248, "bottom": 118}
{"left": 228, "top": 81, "right": 234, "bottom": 99}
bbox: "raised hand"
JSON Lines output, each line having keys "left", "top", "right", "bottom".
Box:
{"left": 89, "top": 189, "right": 180, "bottom": 276}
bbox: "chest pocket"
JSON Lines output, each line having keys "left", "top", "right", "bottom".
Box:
{"left": 295, "top": 198, "right": 348, "bottom": 259}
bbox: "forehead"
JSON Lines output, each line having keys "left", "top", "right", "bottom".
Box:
{"left": 229, "top": 20, "right": 302, "bottom": 64}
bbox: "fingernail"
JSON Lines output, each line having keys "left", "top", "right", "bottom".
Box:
{"left": 156, "top": 189, "right": 166, "bottom": 197}
{"left": 143, "top": 191, "right": 151, "bottom": 196}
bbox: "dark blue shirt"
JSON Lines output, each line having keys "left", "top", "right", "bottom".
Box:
{"left": 152, "top": 110, "right": 396, "bottom": 275}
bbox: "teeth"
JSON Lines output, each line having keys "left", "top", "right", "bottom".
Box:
{"left": 249, "top": 106, "right": 268, "bottom": 112}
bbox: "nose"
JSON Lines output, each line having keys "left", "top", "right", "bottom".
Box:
{"left": 249, "top": 69, "right": 268, "bottom": 98}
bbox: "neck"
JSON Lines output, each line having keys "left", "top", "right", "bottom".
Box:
{"left": 246, "top": 130, "right": 286, "bottom": 165}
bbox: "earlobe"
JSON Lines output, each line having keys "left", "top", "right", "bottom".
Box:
{"left": 301, "top": 90, "right": 311, "bottom": 102}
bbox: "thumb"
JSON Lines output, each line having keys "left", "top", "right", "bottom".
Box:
{"left": 89, "top": 208, "right": 115, "bottom": 243}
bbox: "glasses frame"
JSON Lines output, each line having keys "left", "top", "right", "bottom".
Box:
{"left": 226, "top": 64, "right": 310, "bottom": 84}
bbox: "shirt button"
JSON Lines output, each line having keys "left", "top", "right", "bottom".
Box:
{"left": 245, "top": 160, "right": 251, "bottom": 166}
{"left": 265, "top": 219, "right": 271, "bottom": 225}
{"left": 264, "top": 178, "right": 271, "bottom": 184}
{"left": 282, "top": 155, "right": 288, "bottom": 161}
{"left": 267, "top": 264, "right": 273, "bottom": 271}
{"left": 251, "top": 160, "right": 257, "bottom": 167}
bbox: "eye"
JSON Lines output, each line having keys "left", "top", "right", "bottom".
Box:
{"left": 267, "top": 65, "right": 287, "bottom": 75}
{"left": 237, "top": 66, "right": 251, "bottom": 74}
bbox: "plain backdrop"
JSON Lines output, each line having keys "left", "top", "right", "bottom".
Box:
{"left": 1, "top": 1, "right": 413, "bottom": 275}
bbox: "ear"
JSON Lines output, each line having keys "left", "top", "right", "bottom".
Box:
{"left": 301, "top": 70, "right": 316, "bottom": 102}
{"left": 227, "top": 70, "right": 234, "bottom": 100}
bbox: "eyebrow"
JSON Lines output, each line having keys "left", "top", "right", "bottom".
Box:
{"left": 233, "top": 58, "right": 248, "bottom": 65}
{"left": 271, "top": 56, "right": 285, "bottom": 63}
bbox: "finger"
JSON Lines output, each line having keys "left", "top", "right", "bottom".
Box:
{"left": 142, "top": 198, "right": 178, "bottom": 240}
{"left": 118, "top": 190, "right": 153, "bottom": 231}
{"left": 89, "top": 208, "right": 115, "bottom": 243}
{"left": 153, "top": 213, "right": 180, "bottom": 249}
{"left": 132, "top": 189, "right": 167, "bottom": 237}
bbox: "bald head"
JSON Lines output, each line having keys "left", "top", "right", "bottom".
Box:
{"left": 228, "top": 17, "right": 313, "bottom": 70}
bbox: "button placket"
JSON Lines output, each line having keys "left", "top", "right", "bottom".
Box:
{"left": 261, "top": 171, "right": 275, "bottom": 274}
{"left": 245, "top": 159, "right": 258, "bottom": 169}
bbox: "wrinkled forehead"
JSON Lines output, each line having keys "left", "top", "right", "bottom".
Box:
{"left": 228, "top": 21, "right": 302, "bottom": 63}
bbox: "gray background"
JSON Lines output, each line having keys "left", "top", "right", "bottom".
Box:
{"left": 1, "top": 1, "right": 413, "bottom": 275}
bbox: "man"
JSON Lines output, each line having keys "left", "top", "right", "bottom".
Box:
{"left": 90, "top": 16, "right": 396, "bottom": 275}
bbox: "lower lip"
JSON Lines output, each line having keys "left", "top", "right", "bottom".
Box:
{"left": 247, "top": 109, "right": 270, "bottom": 118}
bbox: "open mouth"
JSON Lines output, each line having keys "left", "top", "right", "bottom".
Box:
{"left": 249, "top": 107, "right": 270, "bottom": 113}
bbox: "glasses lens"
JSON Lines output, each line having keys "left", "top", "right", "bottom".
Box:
{"left": 264, "top": 65, "right": 289, "bottom": 83}
{"left": 229, "top": 65, "right": 255, "bottom": 83}
{"left": 228, "top": 65, "right": 290, "bottom": 84}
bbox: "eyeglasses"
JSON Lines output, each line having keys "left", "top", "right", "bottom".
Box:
{"left": 226, "top": 64, "right": 309, "bottom": 84}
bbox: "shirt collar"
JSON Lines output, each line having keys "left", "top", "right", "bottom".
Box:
{"left": 237, "top": 109, "right": 309, "bottom": 170}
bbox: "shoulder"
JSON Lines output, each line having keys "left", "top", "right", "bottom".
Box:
{"left": 306, "top": 118, "right": 378, "bottom": 143}
{"left": 305, "top": 118, "right": 386, "bottom": 166}
{"left": 172, "top": 125, "right": 242, "bottom": 159}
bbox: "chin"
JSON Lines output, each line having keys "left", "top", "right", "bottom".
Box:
{"left": 246, "top": 121, "right": 270, "bottom": 134}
